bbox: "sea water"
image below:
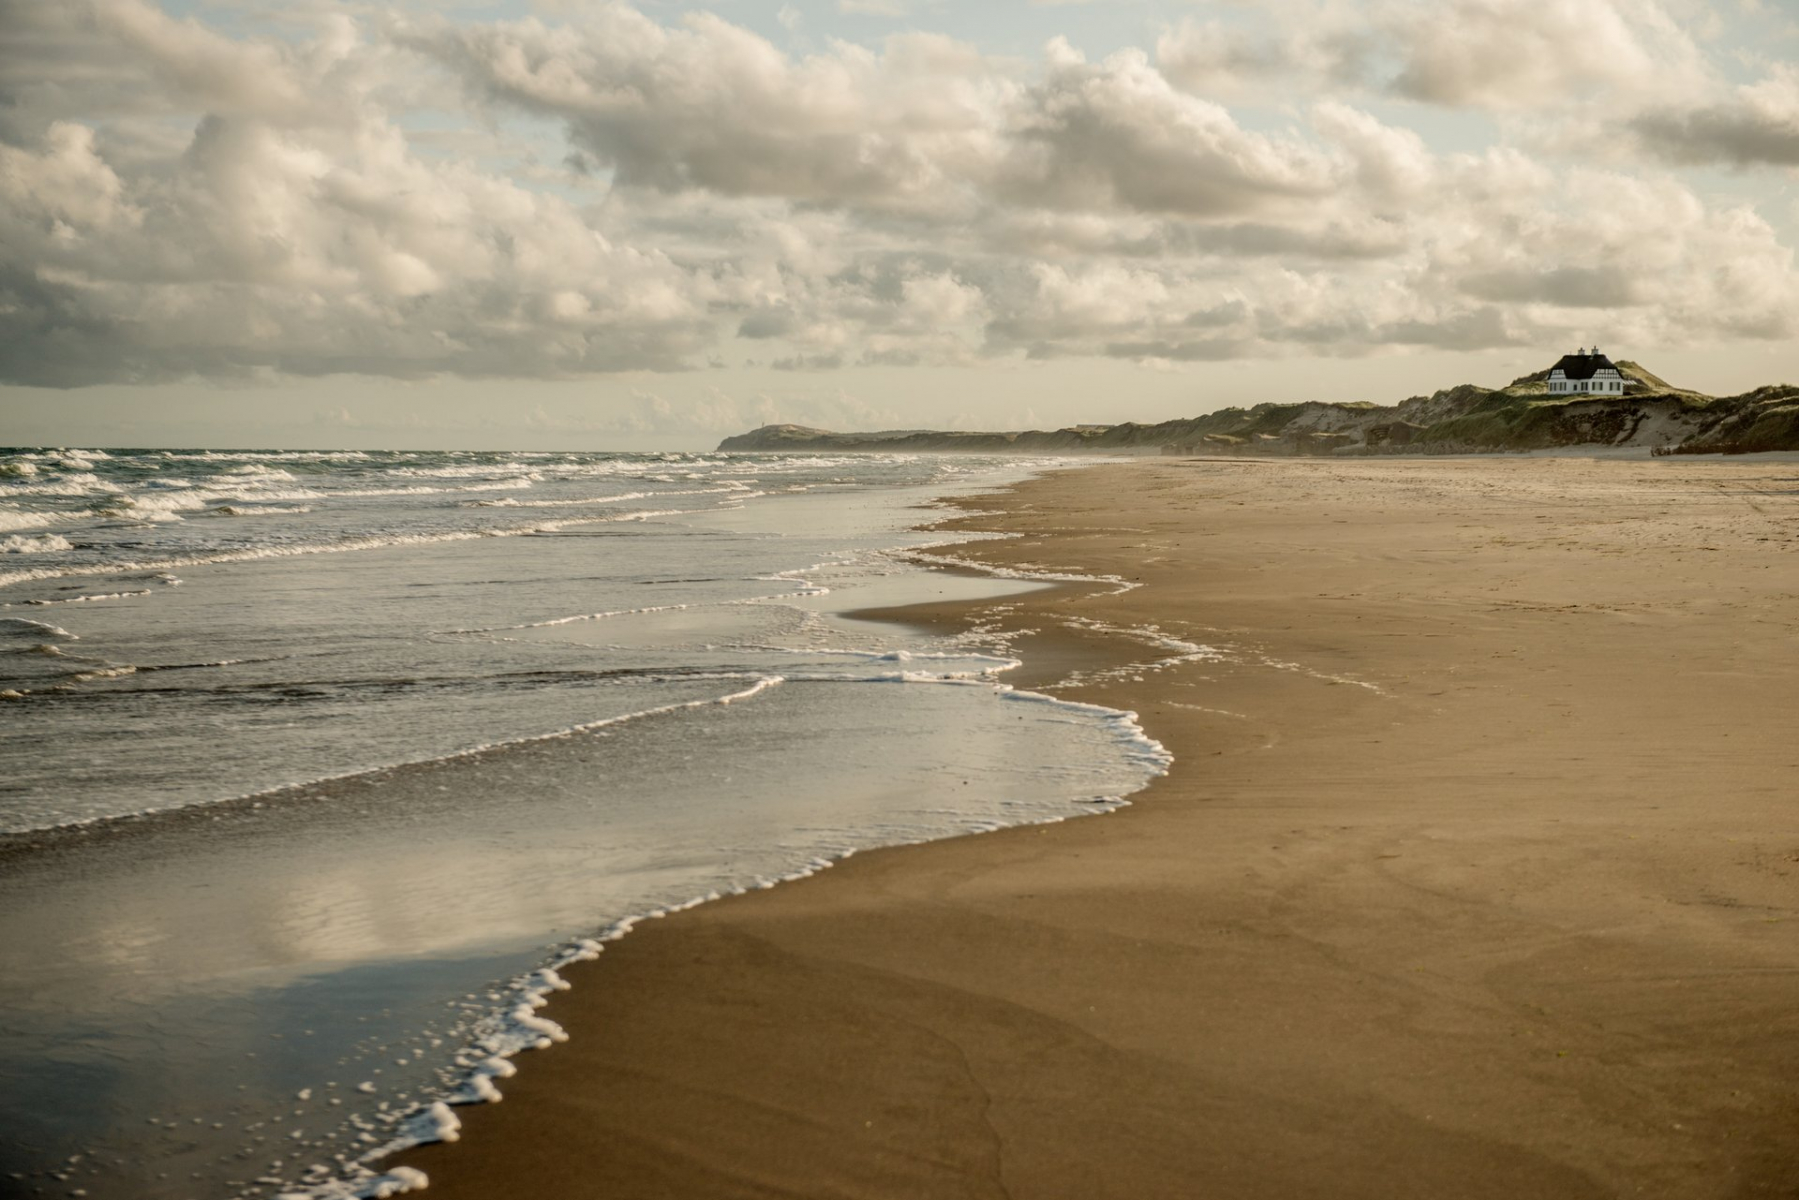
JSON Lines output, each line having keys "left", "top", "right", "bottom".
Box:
{"left": 0, "top": 449, "right": 1166, "bottom": 1200}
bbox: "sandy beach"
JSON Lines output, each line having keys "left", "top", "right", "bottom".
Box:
{"left": 399, "top": 455, "right": 1799, "bottom": 1199}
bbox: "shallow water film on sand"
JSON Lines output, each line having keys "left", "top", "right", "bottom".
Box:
{"left": 0, "top": 449, "right": 1168, "bottom": 1200}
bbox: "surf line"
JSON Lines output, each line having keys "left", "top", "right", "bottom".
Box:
{"left": 312, "top": 523, "right": 1170, "bottom": 1200}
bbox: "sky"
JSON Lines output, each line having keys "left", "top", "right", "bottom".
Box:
{"left": 2, "top": 0, "right": 1797, "bottom": 450}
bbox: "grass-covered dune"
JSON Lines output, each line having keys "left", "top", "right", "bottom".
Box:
{"left": 718, "top": 362, "right": 1799, "bottom": 457}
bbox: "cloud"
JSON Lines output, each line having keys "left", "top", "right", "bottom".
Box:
{"left": 1629, "top": 66, "right": 1799, "bottom": 166}
{"left": 1155, "top": 19, "right": 1291, "bottom": 97}
{"left": 1156, "top": 14, "right": 1369, "bottom": 99}
{"left": 0, "top": 0, "right": 368, "bottom": 140}
{"left": 0, "top": 0, "right": 1793, "bottom": 390}
{"left": 1157, "top": 0, "right": 1708, "bottom": 114}
{"left": 407, "top": 12, "right": 1004, "bottom": 216}
{"left": 986, "top": 262, "right": 1182, "bottom": 353}
{"left": 1382, "top": 0, "right": 1707, "bottom": 111}
{"left": 1311, "top": 100, "right": 1435, "bottom": 201}
{"left": 0, "top": 1, "right": 733, "bottom": 386}
{"left": 0, "top": 122, "right": 139, "bottom": 231}
{"left": 1461, "top": 266, "right": 1646, "bottom": 309}
{"left": 994, "top": 40, "right": 1338, "bottom": 217}
{"left": 413, "top": 18, "right": 1336, "bottom": 220}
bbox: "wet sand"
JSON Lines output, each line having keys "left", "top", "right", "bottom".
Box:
{"left": 399, "top": 456, "right": 1799, "bottom": 1199}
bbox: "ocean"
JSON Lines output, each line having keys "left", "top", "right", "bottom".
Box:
{"left": 0, "top": 448, "right": 1167, "bottom": 1200}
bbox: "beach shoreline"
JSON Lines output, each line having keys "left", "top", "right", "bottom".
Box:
{"left": 397, "top": 455, "right": 1799, "bottom": 1199}
{"left": 3, "top": 451, "right": 1175, "bottom": 1200}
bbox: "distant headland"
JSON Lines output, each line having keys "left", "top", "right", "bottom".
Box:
{"left": 718, "top": 354, "right": 1799, "bottom": 457}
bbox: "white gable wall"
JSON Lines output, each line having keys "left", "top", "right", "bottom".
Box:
{"left": 1548, "top": 368, "right": 1628, "bottom": 395}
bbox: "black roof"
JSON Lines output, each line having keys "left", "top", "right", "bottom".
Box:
{"left": 1550, "top": 350, "right": 1620, "bottom": 381}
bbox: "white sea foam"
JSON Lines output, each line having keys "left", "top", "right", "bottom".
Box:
{"left": 0, "top": 508, "right": 704, "bottom": 591}
{"left": 471, "top": 969, "right": 572, "bottom": 1057}
{"left": 756, "top": 563, "right": 834, "bottom": 598}
{"left": 468, "top": 489, "right": 655, "bottom": 509}
{"left": 467, "top": 484, "right": 745, "bottom": 509}
{"left": 1, "top": 533, "right": 72, "bottom": 553}
{"left": 996, "top": 685, "right": 1173, "bottom": 770}
{"left": 333, "top": 480, "right": 536, "bottom": 497}
{"left": 777, "top": 654, "right": 1022, "bottom": 684}
{"left": 0, "top": 509, "right": 58, "bottom": 532}
{"left": 158, "top": 450, "right": 372, "bottom": 463}
{"left": 97, "top": 491, "right": 216, "bottom": 520}
{"left": 277, "top": 1162, "right": 430, "bottom": 1199}
{"left": 0, "top": 473, "right": 117, "bottom": 498}
{"left": 213, "top": 487, "right": 326, "bottom": 503}
{"left": 374, "top": 1102, "right": 461, "bottom": 1157}
{"left": 215, "top": 466, "right": 300, "bottom": 480}
{"left": 452, "top": 602, "right": 697, "bottom": 634}
{"left": 7, "top": 588, "right": 151, "bottom": 606}
{"left": 445, "top": 1056, "right": 515, "bottom": 1104}
{"left": 1053, "top": 616, "right": 1225, "bottom": 686}
{"left": 904, "top": 548, "right": 1138, "bottom": 596}
{"left": 69, "top": 664, "right": 139, "bottom": 682}
{"left": 385, "top": 462, "right": 539, "bottom": 478}
{"left": 50, "top": 450, "right": 111, "bottom": 471}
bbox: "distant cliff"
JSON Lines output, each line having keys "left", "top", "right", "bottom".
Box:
{"left": 718, "top": 362, "right": 1799, "bottom": 457}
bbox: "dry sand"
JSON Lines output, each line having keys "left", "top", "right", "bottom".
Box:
{"left": 399, "top": 456, "right": 1799, "bottom": 1199}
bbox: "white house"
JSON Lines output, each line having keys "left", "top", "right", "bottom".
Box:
{"left": 1547, "top": 347, "right": 1630, "bottom": 396}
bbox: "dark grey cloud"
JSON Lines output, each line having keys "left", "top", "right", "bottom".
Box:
{"left": 1184, "top": 300, "right": 1252, "bottom": 329}
{"left": 0, "top": 261, "right": 126, "bottom": 389}
{"left": 1461, "top": 266, "right": 1644, "bottom": 309}
{"left": 769, "top": 353, "right": 846, "bottom": 371}
{"left": 1170, "top": 219, "right": 1407, "bottom": 261}
{"left": 738, "top": 307, "right": 798, "bottom": 340}
{"left": 1630, "top": 105, "right": 1799, "bottom": 168}
{"left": 1103, "top": 337, "right": 1250, "bottom": 362}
